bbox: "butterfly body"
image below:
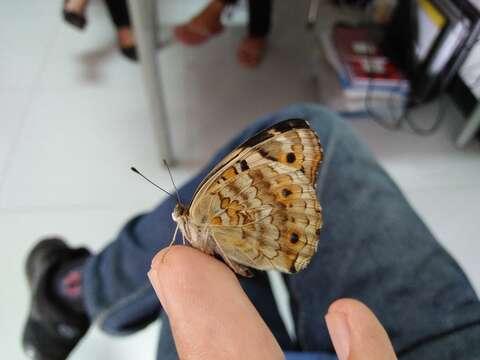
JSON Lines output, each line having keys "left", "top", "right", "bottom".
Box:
{"left": 172, "top": 119, "right": 323, "bottom": 277}
{"left": 172, "top": 205, "right": 216, "bottom": 256}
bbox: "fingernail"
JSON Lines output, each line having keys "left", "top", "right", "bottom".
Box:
{"left": 325, "top": 311, "right": 350, "bottom": 360}
{"left": 147, "top": 269, "right": 169, "bottom": 313}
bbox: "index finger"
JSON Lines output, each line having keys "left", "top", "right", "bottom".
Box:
{"left": 148, "top": 246, "right": 284, "bottom": 360}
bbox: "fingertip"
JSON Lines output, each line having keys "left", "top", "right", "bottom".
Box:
{"left": 326, "top": 298, "right": 385, "bottom": 337}
{"left": 150, "top": 245, "right": 235, "bottom": 282}
{"left": 326, "top": 298, "right": 397, "bottom": 360}
{"left": 327, "top": 298, "right": 389, "bottom": 336}
{"left": 150, "top": 245, "right": 241, "bottom": 313}
{"left": 327, "top": 298, "right": 370, "bottom": 316}
{"left": 149, "top": 245, "right": 235, "bottom": 319}
{"left": 150, "top": 245, "right": 187, "bottom": 270}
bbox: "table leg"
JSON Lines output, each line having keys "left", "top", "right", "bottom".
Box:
{"left": 456, "top": 103, "right": 480, "bottom": 148}
{"left": 127, "top": 0, "right": 174, "bottom": 164}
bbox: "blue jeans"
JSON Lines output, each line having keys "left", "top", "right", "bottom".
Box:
{"left": 83, "top": 104, "right": 480, "bottom": 359}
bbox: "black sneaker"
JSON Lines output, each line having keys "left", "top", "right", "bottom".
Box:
{"left": 22, "top": 238, "right": 91, "bottom": 360}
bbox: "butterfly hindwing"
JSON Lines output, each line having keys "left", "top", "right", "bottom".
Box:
{"left": 207, "top": 162, "right": 322, "bottom": 274}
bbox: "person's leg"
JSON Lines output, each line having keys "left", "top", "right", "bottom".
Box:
{"left": 247, "top": 0, "right": 272, "bottom": 37}
{"left": 103, "top": 0, "right": 137, "bottom": 60}
{"left": 237, "top": 0, "right": 272, "bottom": 68}
{"left": 273, "top": 105, "right": 480, "bottom": 358}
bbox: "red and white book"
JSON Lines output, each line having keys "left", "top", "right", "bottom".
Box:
{"left": 332, "top": 26, "right": 410, "bottom": 91}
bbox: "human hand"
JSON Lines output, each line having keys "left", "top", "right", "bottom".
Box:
{"left": 148, "top": 246, "right": 397, "bottom": 360}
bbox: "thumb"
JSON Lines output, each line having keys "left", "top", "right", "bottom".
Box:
{"left": 325, "top": 299, "right": 397, "bottom": 360}
{"left": 147, "top": 246, "right": 284, "bottom": 360}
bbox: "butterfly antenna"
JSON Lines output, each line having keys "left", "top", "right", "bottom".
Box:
{"left": 130, "top": 167, "right": 176, "bottom": 200}
{"left": 163, "top": 159, "right": 183, "bottom": 206}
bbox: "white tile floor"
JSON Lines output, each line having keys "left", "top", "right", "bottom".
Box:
{"left": 1, "top": 1, "right": 480, "bottom": 359}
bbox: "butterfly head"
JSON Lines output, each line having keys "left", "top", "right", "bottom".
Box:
{"left": 172, "top": 204, "right": 188, "bottom": 222}
{"left": 171, "top": 204, "right": 189, "bottom": 241}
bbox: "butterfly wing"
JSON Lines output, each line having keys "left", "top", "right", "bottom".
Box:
{"left": 188, "top": 119, "right": 323, "bottom": 274}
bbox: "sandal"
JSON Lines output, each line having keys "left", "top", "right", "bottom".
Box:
{"left": 63, "top": 0, "right": 87, "bottom": 30}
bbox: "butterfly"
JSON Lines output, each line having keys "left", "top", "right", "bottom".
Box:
{"left": 172, "top": 119, "right": 323, "bottom": 277}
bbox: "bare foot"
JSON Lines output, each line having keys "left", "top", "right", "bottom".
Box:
{"left": 174, "top": 0, "right": 225, "bottom": 46}
{"left": 64, "top": 0, "right": 88, "bottom": 15}
{"left": 237, "top": 36, "right": 267, "bottom": 68}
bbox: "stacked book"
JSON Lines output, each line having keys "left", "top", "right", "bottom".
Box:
{"left": 319, "top": 25, "right": 410, "bottom": 115}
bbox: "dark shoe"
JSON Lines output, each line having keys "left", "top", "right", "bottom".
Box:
{"left": 22, "top": 238, "right": 91, "bottom": 360}
{"left": 63, "top": 1, "right": 87, "bottom": 30}
{"left": 121, "top": 46, "right": 138, "bottom": 61}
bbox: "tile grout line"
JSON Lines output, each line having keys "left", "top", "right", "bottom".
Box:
{"left": 0, "top": 25, "right": 61, "bottom": 206}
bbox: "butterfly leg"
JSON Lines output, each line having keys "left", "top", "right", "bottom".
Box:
{"left": 161, "top": 224, "right": 180, "bottom": 262}
{"left": 228, "top": 261, "right": 254, "bottom": 277}
{"left": 208, "top": 233, "right": 253, "bottom": 277}
{"left": 215, "top": 247, "right": 253, "bottom": 277}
